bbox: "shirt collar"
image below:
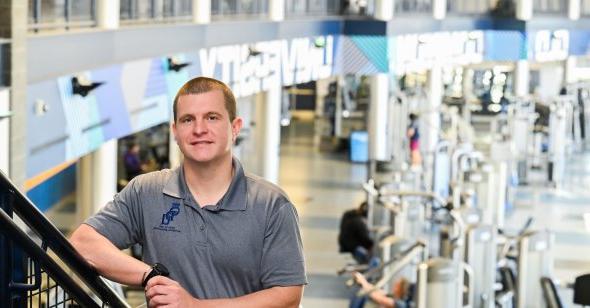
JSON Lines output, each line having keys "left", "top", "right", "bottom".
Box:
{"left": 162, "top": 157, "right": 247, "bottom": 211}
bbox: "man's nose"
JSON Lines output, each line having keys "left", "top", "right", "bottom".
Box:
{"left": 193, "top": 119, "right": 208, "bottom": 134}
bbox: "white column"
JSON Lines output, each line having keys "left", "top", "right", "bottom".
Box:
{"left": 76, "top": 140, "right": 118, "bottom": 225}
{"left": 423, "top": 66, "right": 443, "bottom": 189}
{"left": 96, "top": 0, "right": 120, "bottom": 29}
{"left": 368, "top": 74, "right": 389, "bottom": 161}
{"left": 169, "top": 123, "right": 183, "bottom": 169}
{"left": 569, "top": 0, "right": 581, "bottom": 20}
{"left": 564, "top": 56, "right": 578, "bottom": 85}
{"left": 433, "top": 0, "right": 447, "bottom": 20}
{"left": 516, "top": 0, "right": 533, "bottom": 20}
{"left": 261, "top": 86, "right": 282, "bottom": 184}
{"left": 514, "top": 60, "right": 530, "bottom": 97}
{"left": 0, "top": 89, "right": 9, "bottom": 175}
{"left": 375, "top": 0, "right": 394, "bottom": 21}
{"left": 425, "top": 66, "right": 442, "bottom": 153}
{"left": 193, "top": 0, "right": 211, "bottom": 24}
{"left": 76, "top": 155, "right": 93, "bottom": 225}
{"left": 92, "top": 139, "right": 118, "bottom": 211}
{"left": 269, "top": 0, "right": 285, "bottom": 21}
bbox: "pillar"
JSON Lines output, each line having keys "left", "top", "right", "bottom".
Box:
{"left": 433, "top": 0, "right": 447, "bottom": 20}
{"left": 76, "top": 140, "right": 118, "bottom": 224}
{"left": 1, "top": 0, "right": 27, "bottom": 189}
{"left": 423, "top": 66, "right": 443, "bottom": 189}
{"left": 514, "top": 60, "right": 530, "bottom": 97}
{"left": 375, "top": 0, "right": 394, "bottom": 21}
{"left": 193, "top": 0, "right": 211, "bottom": 24}
{"left": 261, "top": 86, "right": 282, "bottom": 184}
{"left": 96, "top": 0, "right": 120, "bottom": 29}
{"left": 569, "top": 0, "right": 581, "bottom": 20}
{"left": 516, "top": 0, "right": 533, "bottom": 20}
{"left": 269, "top": 0, "right": 285, "bottom": 21}
{"left": 564, "top": 56, "right": 577, "bottom": 85}
{"left": 368, "top": 74, "right": 390, "bottom": 164}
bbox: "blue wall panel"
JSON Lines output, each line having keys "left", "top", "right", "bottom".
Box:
{"left": 484, "top": 30, "right": 527, "bottom": 61}
{"left": 93, "top": 66, "right": 132, "bottom": 140}
{"left": 26, "top": 164, "right": 76, "bottom": 212}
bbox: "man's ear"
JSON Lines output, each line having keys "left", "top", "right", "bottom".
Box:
{"left": 171, "top": 121, "right": 178, "bottom": 143}
{"left": 231, "top": 117, "right": 243, "bottom": 142}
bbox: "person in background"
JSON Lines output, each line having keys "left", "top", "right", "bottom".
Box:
{"left": 353, "top": 272, "right": 412, "bottom": 308}
{"left": 407, "top": 113, "right": 421, "bottom": 168}
{"left": 338, "top": 201, "right": 374, "bottom": 264}
{"left": 123, "top": 142, "right": 144, "bottom": 181}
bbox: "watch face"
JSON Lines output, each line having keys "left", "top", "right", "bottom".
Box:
{"left": 154, "top": 263, "right": 170, "bottom": 276}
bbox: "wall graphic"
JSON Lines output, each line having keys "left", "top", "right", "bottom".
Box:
{"left": 27, "top": 28, "right": 590, "bottom": 180}
{"left": 27, "top": 35, "right": 340, "bottom": 179}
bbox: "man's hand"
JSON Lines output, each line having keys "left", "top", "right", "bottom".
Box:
{"left": 145, "top": 276, "right": 197, "bottom": 308}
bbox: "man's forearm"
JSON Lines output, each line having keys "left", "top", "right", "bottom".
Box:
{"left": 70, "top": 224, "right": 150, "bottom": 286}
{"left": 196, "top": 285, "right": 303, "bottom": 308}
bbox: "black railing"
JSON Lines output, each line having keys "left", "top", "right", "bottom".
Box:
{"left": 0, "top": 171, "right": 129, "bottom": 307}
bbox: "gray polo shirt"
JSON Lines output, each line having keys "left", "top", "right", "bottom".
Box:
{"left": 85, "top": 158, "right": 307, "bottom": 299}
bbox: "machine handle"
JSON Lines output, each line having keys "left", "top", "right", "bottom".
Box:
{"left": 362, "top": 179, "right": 379, "bottom": 197}
{"left": 463, "top": 262, "right": 475, "bottom": 308}
{"left": 356, "top": 243, "right": 426, "bottom": 296}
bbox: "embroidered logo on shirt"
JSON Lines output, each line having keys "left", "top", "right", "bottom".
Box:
{"left": 161, "top": 202, "right": 180, "bottom": 225}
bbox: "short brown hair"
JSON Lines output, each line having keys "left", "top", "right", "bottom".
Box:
{"left": 173, "top": 77, "right": 237, "bottom": 122}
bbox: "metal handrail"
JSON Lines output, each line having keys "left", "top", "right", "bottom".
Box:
{"left": 0, "top": 210, "right": 99, "bottom": 307}
{"left": 0, "top": 170, "right": 130, "bottom": 308}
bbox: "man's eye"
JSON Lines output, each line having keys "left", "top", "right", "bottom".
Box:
{"left": 207, "top": 115, "right": 219, "bottom": 121}
{"left": 181, "top": 118, "right": 193, "bottom": 124}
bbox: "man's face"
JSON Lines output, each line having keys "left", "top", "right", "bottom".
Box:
{"left": 172, "top": 90, "right": 242, "bottom": 165}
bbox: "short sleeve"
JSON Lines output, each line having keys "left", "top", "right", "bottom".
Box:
{"left": 260, "top": 203, "right": 307, "bottom": 288}
{"left": 84, "top": 178, "right": 144, "bottom": 250}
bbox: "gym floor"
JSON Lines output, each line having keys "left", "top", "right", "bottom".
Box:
{"left": 281, "top": 118, "right": 590, "bottom": 307}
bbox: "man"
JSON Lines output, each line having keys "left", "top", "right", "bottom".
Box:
{"left": 338, "top": 202, "right": 373, "bottom": 264}
{"left": 70, "top": 77, "right": 306, "bottom": 307}
{"left": 123, "top": 142, "right": 143, "bottom": 181}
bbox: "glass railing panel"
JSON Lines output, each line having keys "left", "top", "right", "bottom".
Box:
{"left": 447, "top": 0, "right": 492, "bottom": 15}
{"left": 581, "top": 0, "right": 590, "bottom": 16}
{"left": 394, "top": 0, "right": 433, "bottom": 15}
{"left": 286, "top": 0, "right": 341, "bottom": 17}
{"left": 211, "top": 0, "right": 268, "bottom": 20}
{"left": 28, "top": 0, "right": 97, "bottom": 32}
{"left": 533, "top": 0, "right": 567, "bottom": 15}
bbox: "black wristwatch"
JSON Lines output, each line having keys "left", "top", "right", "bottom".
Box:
{"left": 142, "top": 263, "right": 170, "bottom": 287}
